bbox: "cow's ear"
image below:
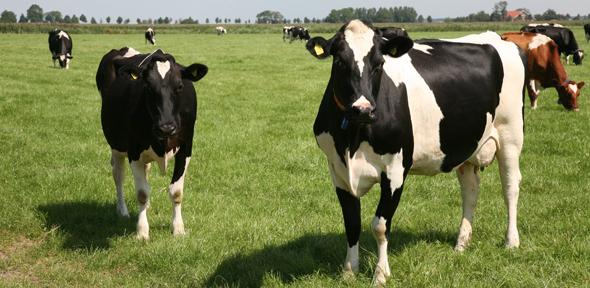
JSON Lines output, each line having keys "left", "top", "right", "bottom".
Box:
{"left": 381, "top": 36, "right": 413, "bottom": 58}
{"left": 306, "top": 37, "right": 332, "bottom": 59}
{"left": 578, "top": 81, "right": 585, "bottom": 90}
{"left": 118, "top": 65, "right": 141, "bottom": 81}
{"left": 182, "top": 63, "right": 208, "bottom": 82}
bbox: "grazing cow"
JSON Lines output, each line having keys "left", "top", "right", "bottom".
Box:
{"left": 306, "top": 21, "right": 525, "bottom": 286}
{"left": 584, "top": 24, "right": 590, "bottom": 43}
{"left": 216, "top": 26, "right": 227, "bottom": 35}
{"left": 282, "top": 26, "right": 293, "bottom": 42}
{"left": 288, "top": 26, "right": 310, "bottom": 42}
{"left": 521, "top": 24, "right": 584, "bottom": 65}
{"left": 502, "top": 32, "right": 584, "bottom": 111}
{"left": 145, "top": 27, "right": 155, "bottom": 45}
{"left": 48, "top": 29, "right": 73, "bottom": 69}
{"left": 96, "top": 47, "right": 208, "bottom": 240}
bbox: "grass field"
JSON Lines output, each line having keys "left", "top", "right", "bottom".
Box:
{"left": 0, "top": 27, "right": 589, "bottom": 287}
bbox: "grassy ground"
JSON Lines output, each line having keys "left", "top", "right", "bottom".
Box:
{"left": 0, "top": 27, "right": 588, "bottom": 287}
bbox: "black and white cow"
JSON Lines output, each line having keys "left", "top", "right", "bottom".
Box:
{"left": 282, "top": 26, "right": 293, "bottom": 42}
{"left": 96, "top": 47, "right": 208, "bottom": 240}
{"left": 521, "top": 24, "right": 584, "bottom": 65}
{"left": 584, "top": 24, "right": 590, "bottom": 43}
{"left": 216, "top": 26, "right": 227, "bottom": 35}
{"left": 48, "top": 29, "right": 73, "bottom": 69}
{"left": 288, "top": 26, "right": 310, "bottom": 42}
{"left": 145, "top": 27, "right": 155, "bottom": 45}
{"left": 306, "top": 20, "right": 525, "bottom": 285}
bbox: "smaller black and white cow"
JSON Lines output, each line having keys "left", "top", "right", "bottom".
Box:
{"left": 216, "top": 26, "right": 227, "bottom": 35}
{"left": 282, "top": 26, "right": 293, "bottom": 42}
{"left": 521, "top": 24, "right": 584, "bottom": 65}
{"left": 145, "top": 27, "right": 156, "bottom": 45}
{"left": 96, "top": 47, "right": 208, "bottom": 240}
{"left": 48, "top": 29, "right": 73, "bottom": 69}
{"left": 288, "top": 26, "right": 310, "bottom": 42}
{"left": 584, "top": 24, "right": 590, "bottom": 43}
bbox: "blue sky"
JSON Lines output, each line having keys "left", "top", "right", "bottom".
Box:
{"left": 1, "top": 0, "right": 588, "bottom": 21}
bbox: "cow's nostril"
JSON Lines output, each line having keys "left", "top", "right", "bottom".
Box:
{"left": 159, "top": 124, "right": 176, "bottom": 135}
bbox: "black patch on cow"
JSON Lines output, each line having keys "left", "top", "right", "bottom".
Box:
{"left": 336, "top": 187, "right": 361, "bottom": 247}
{"left": 407, "top": 41, "right": 502, "bottom": 172}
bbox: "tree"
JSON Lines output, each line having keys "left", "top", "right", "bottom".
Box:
{"left": 205, "top": 18, "right": 209, "bottom": 24}
{"left": 427, "top": 15, "right": 432, "bottom": 23}
{"left": 71, "top": 14, "right": 79, "bottom": 23}
{"left": 256, "top": 10, "right": 284, "bottom": 24}
{"left": 106, "top": 16, "right": 111, "bottom": 23}
{"left": 490, "top": 1, "right": 508, "bottom": 21}
{"left": 18, "top": 14, "right": 27, "bottom": 23}
{"left": 63, "top": 15, "right": 71, "bottom": 23}
{"left": 44, "top": 11, "right": 62, "bottom": 23}
{"left": 417, "top": 14, "right": 424, "bottom": 23}
{"left": 116, "top": 16, "right": 123, "bottom": 24}
{"left": 541, "top": 9, "right": 558, "bottom": 20}
{"left": 0, "top": 10, "right": 17, "bottom": 23}
{"left": 80, "top": 14, "right": 87, "bottom": 23}
{"left": 234, "top": 18, "right": 241, "bottom": 24}
{"left": 91, "top": 17, "right": 97, "bottom": 24}
{"left": 124, "top": 18, "right": 130, "bottom": 24}
{"left": 136, "top": 18, "right": 141, "bottom": 24}
{"left": 26, "top": 4, "right": 43, "bottom": 22}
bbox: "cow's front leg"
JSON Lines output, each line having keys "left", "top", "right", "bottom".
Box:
{"left": 111, "top": 150, "right": 129, "bottom": 217}
{"left": 336, "top": 187, "right": 361, "bottom": 278}
{"left": 130, "top": 160, "right": 151, "bottom": 240}
{"left": 455, "top": 163, "right": 480, "bottom": 252}
{"left": 372, "top": 172, "right": 404, "bottom": 286}
{"left": 169, "top": 156, "right": 191, "bottom": 235}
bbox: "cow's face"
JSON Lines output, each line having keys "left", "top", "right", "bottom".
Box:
{"left": 573, "top": 49, "right": 584, "bottom": 65}
{"left": 57, "top": 53, "right": 72, "bottom": 69}
{"left": 306, "top": 20, "right": 413, "bottom": 124}
{"left": 118, "top": 52, "right": 208, "bottom": 138}
{"left": 557, "top": 81, "right": 585, "bottom": 111}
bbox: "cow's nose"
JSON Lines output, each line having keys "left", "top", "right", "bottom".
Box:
{"left": 351, "top": 96, "right": 375, "bottom": 122}
{"left": 159, "top": 123, "right": 177, "bottom": 136}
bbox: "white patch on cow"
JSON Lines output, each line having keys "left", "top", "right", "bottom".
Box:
{"left": 529, "top": 34, "right": 552, "bottom": 50}
{"left": 351, "top": 95, "right": 371, "bottom": 109}
{"left": 343, "top": 243, "right": 359, "bottom": 275}
{"left": 344, "top": 20, "right": 375, "bottom": 77}
{"left": 59, "top": 54, "right": 65, "bottom": 62}
{"left": 347, "top": 142, "right": 383, "bottom": 197}
{"left": 57, "top": 31, "right": 69, "bottom": 39}
{"left": 146, "top": 27, "right": 153, "bottom": 32}
{"left": 139, "top": 146, "right": 179, "bottom": 175}
{"left": 383, "top": 54, "right": 446, "bottom": 175}
{"left": 169, "top": 157, "right": 190, "bottom": 235}
{"left": 371, "top": 216, "right": 391, "bottom": 285}
{"left": 123, "top": 47, "right": 140, "bottom": 58}
{"left": 156, "top": 61, "right": 170, "bottom": 79}
{"left": 569, "top": 83, "right": 578, "bottom": 94}
{"left": 111, "top": 149, "right": 129, "bottom": 217}
{"left": 130, "top": 160, "right": 151, "bottom": 240}
{"left": 412, "top": 43, "right": 433, "bottom": 55}
{"left": 316, "top": 132, "right": 351, "bottom": 191}
{"left": 468, "top": 113, "right": 498, "bottom": 167}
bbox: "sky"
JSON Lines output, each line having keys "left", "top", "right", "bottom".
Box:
{"left": 1, "top": 0, "right": 589, "bottom": 22}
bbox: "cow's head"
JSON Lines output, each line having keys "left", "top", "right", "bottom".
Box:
{"left": 556, "top": 80, "right": 585, "bottom": 111}
{"left": 55, "top": 53, "right": 73, "bottom": 69}
{"left": 306, "top": 20, "right": 413, "bottom": 124}
{"left": 573, "top": 49, "right": 584, "bottom": 65}
{"left": 116, "top": 50, "right": 208, "bottom": 138}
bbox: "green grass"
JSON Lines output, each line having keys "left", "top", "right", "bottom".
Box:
{"left": 0, "top": 27, "right": 589, "bottom": 287}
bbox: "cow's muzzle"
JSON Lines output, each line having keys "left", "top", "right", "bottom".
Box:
{"left": 155, "top": 123, "right": 178, "bottom": 139}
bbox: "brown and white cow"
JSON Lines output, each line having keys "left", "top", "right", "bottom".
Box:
{"left": 502, "top": 32, "right": 584, "bottom": 111}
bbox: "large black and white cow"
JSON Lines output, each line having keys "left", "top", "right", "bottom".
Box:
{"left": 521, "top": 24, "right": 584, "bottom": 65}
{"left": 145, "top": 27, "right": 155, "bottom": 45}
{"left": 306, "top": 20, "right": 525, "bottom": 285}
{"left": 96, "top": 47, "right": 208, "bottom": 240}
{"left": 48, "top": 29, "right": 73, "bottom": 69}
{"left": 584, "top": 24, "right": 590, "bottom": 43}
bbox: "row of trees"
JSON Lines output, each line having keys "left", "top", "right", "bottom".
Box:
{"left": 449, "top": 1, "right": 590, "bottom": 22}
{"left": 324, "top": 7, "right": 421, "bottom": 23}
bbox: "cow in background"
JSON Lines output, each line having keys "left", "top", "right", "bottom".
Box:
{"left": 216, "top": 26, "right": 227, "bottom": 35}
{"left": 288, "top": 26, "right": 310, "bottom": 42}
{"left": 584, "top": 24, "right": 590, "bottom": 43}
{"left": 48, "top": 29, "right": 73, "bottom": 69}
{"left": 502, "top": 32, "right": 584, "bottom": 111}
{"left": 521, "top": 24, "right": 584, "bottom": 65}
{"left": 282, "top": 26, "right": 293, "bottom": 42}
{"left": 145, "top": 27, "right": 155, "bottom": 45}
{"left": 96, "top": 47, "right": 208, "bottom": 240}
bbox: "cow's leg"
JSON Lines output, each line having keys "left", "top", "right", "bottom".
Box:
{"left": 527, "top": 80, "right": 539, "bottom": 109}
{"left": 566, "top": 54, "right": 571, "bottom": 65}
{"left": 169, "top": 156, "right": 191, "bottom": 235}
{"left": 496, "top": 129, "right": 523, "bottom": 249}
{"left": 455, "top": 163, "right": 480, "bottom": 252}
{"left": 371, "top": 173, "right": 404, "bottom": 286}
{"left": 130, "top": 160, "right": 151, "bottom": 240}
{"left": 336, "top": 187, "right": 361, "bottom": 277}
{"left": 111, "top": 150, "right": 129, "bottom": 217}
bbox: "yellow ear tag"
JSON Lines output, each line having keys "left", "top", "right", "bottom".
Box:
{"left": 130, "top": 73, "right": 138, "bottom": 80}
{"left": 314, "top": 44, "right": 324, "bottom": 56}
{"left": 390, "top": 47, "right": 397, "bottom": 56}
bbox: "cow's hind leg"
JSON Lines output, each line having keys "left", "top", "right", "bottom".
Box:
{"left": 111, "top": 150, "right": 129, "bottom": 217}
{"left": 527, "top": 80, "right": 540, "bottom": 109}
{"left": 336, "top": 187, "right": 361, "bottom": 278}
{"left": 496, "top": 131, "right": 523, "bottom": 249}
{"left": 371, "top": 173, "right": 404, "bottom": 286}
{"left": 455, "top": 163, "right": 480, "bottom": 252}
{"left": 169, "top": 156, "right": 191, "bottom": 235}
{"left": 130, "top": 160, "right": 151, "bottom": 240}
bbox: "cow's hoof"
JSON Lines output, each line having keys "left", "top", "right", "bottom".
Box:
{"left": 136, "top": 232, "right": 149, "bottom": 241}
{"left": 454, "top": 244, "right": 467, "bottom": 252}
{"left": 172, "top": 225, "right": 185, "bottom": 236}
{"left": 116, "top": 206, "right": 129, "bottom": 218}
{"left": 372, "top": 269, "right": 387, "bottom": 287}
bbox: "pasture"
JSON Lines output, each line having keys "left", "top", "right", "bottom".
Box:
{"left": 0, "top": 27, "right": 589, "bottom": 287}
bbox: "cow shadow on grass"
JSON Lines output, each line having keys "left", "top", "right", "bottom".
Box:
{"left": 205, "top": 229, "right": 454, "bottom": 287}
{"left": 37, "top": 201, "right": 135, "bottom": 250}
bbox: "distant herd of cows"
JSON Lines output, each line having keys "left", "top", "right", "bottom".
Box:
{"left": 46, "top": 21, "right": 588, "bottom": 286}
